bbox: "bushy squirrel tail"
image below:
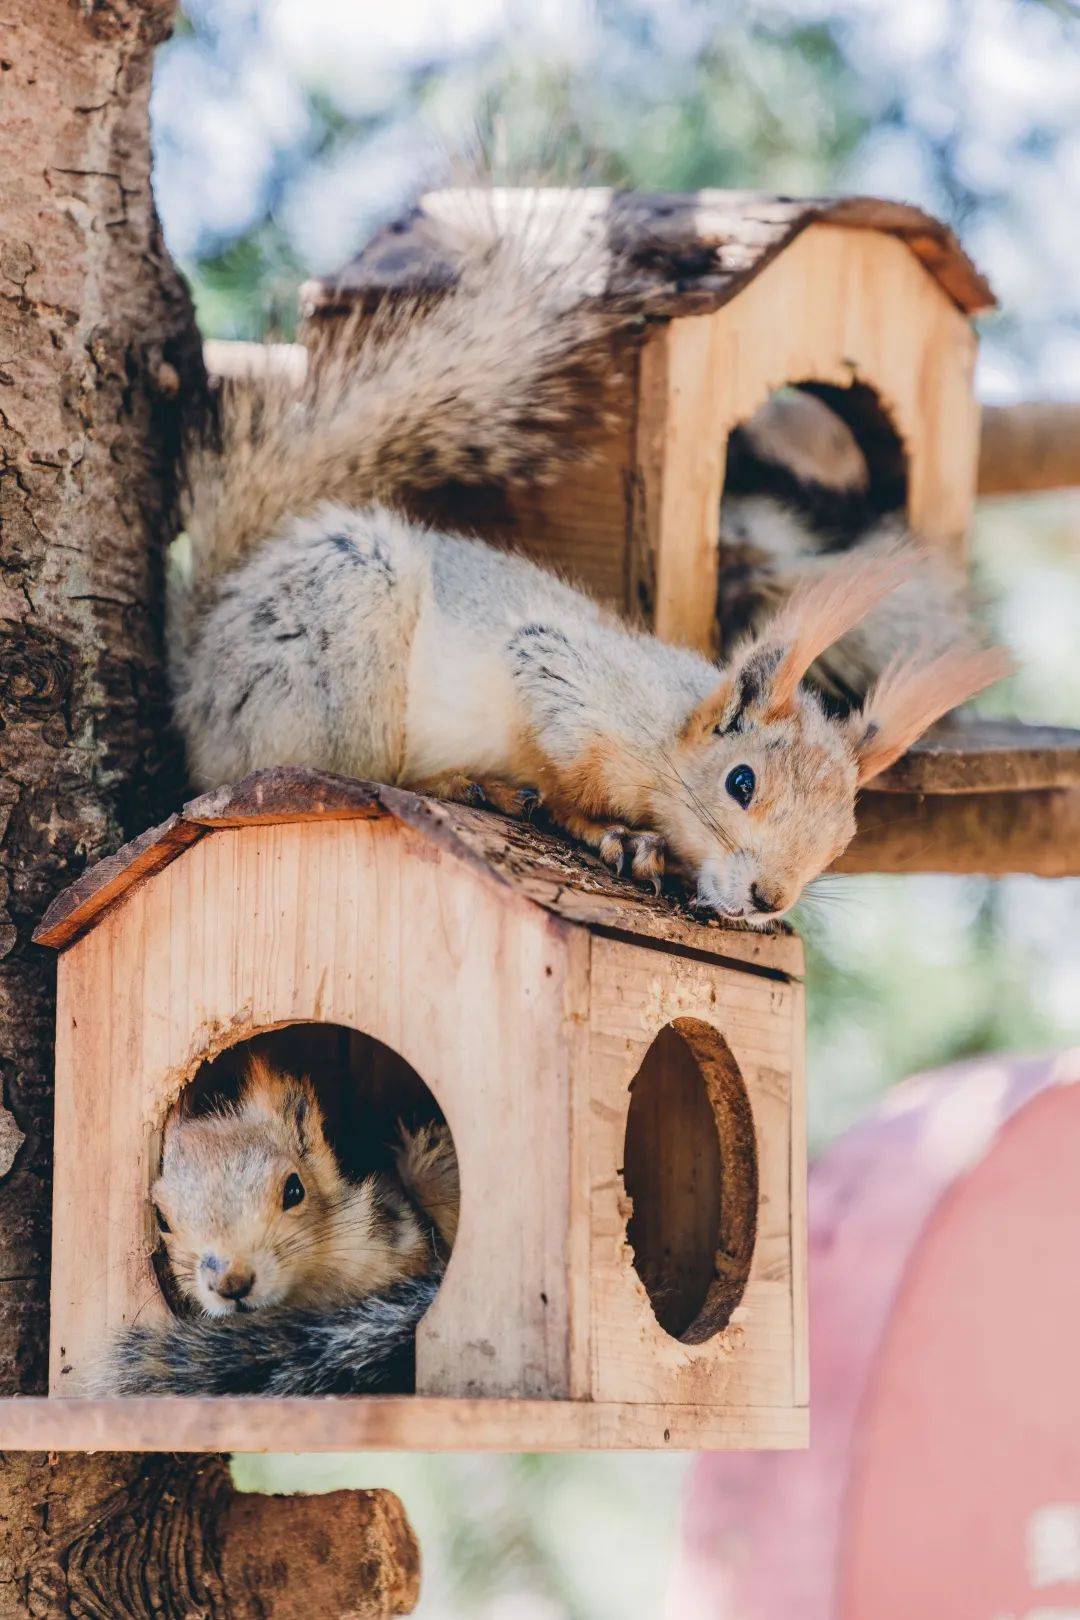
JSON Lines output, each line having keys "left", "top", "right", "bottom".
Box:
{"left": 170, "top": 193, "right": 623, "bottom": 670}
{"left": 718, "top": 391, "right": 997, "bottom": 708}
{"left": 100, "top": 1275, "right": 439, "bottom": 1395}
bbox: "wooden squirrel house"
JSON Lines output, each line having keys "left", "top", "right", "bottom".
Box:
{"left": 305, "top": 189, "right": 994, "bottom": 648}
{"left": 300, "top": 188, "right": 1080, "bottom": 879}
{"left": 7, "top": 191, "right": 1076, "bottom": 1460}
{"left": 18, "top": 769, "right": 806, "bottom": 1453}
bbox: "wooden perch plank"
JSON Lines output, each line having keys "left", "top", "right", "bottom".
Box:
{"left": 839, "top": 787, "right": 1080, "bottom": 876}
{"left": 979, "top": 401, "right": 1080, "bottom": 496}
{"left": 0, "top": 1394, "right": 808, "bottom": 1453}
{"left": 873, "top": 721, "right": 1080, "bottom": 795}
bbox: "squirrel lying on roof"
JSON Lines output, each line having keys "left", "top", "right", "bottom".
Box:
{"left": 168, "top": 196, "right": 1007, "bottom": 923}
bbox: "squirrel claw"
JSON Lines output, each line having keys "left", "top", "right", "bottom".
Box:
{"left": 480, "top": 781, "right": 542, "bottom": 819}
{"left": 630, "top": 831, "right": 666, "bottom": 894}
{"left": 599, "top": 825, "right": 630, "bottom": 875}
{"left": 448, "top": 778, "right": 541, "bottom": 819}
{"left": 515, "top": 787, "right": 542, "bottom": 821}
{"left": 599, "top": 827, "right": 666, "bottom": 891}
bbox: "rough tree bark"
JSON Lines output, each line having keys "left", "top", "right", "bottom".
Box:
{"left": 0, "top": 3, "right": 418, "bottom": 1613}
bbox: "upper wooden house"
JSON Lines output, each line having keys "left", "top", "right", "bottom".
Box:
{"left": 304, "top": 189, "right": 992, "bottom": 648}
{"left": 299, "top": 188, "right": 1080, "bottom": 877}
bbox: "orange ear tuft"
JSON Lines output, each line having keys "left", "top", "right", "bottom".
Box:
{"left": 238, "top": 1053, "right": 298, "bottom": 1114}
{"left": 679, "top": 677, "right": 737, "bottom": 744}
{"left": 851, "top": 641, "right": 1013, "bottom": 785}
{"left": 758, "top": 543, "right": 918, "bottom": 718}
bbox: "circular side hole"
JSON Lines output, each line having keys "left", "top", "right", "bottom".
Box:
{"left": 623, "top": 1018, "right": 758, "bottom": 1344}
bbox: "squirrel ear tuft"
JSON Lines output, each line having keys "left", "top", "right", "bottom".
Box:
{"left": 286, "top": 1079, "right": 324, "bottom": 1156}
{"left": 753, "top": 544, "right": 917, "bottom": 718}
{"left": 680, "top": 631, "right": 811, "bottom": 742}
{"left": 679, "top": 676, "right": 738, "bottom": 743}
{"left": 238, "top": 1055, "right": 325, "bottom": 1150}
{"left": 847, "top": 641, "right": 1013, "bottom": 785}
{"left": 238, "top": 1052, "right": 293, "bottom": 1115}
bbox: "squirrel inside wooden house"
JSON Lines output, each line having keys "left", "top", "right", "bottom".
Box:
{"left": 102, "top": 1055, "right": 459, "bottom": 1394}
{"left": 104, "top": 191, "right": 1010, "bottom": 1396}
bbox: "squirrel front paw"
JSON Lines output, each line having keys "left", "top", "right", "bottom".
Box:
{"left": 598, "top": 827, "right": 666, "bottom": 895}
{"left": 472, "top": 780, "right": 543, "bottom": 820}
{"left": 434, "top": 776, "right": 542, "bottom": 820}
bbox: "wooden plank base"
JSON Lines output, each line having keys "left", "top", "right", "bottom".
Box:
{"left": 872, "top": 720, "right": 1080, "bottom": 795}
{"left": 0, "top": 1396, "right": 808, "bottom": 1454}
{"left": 840, "top": 787, "right": 1080, "bottom": 876}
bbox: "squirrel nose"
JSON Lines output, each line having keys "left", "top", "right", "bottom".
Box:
{"left": 203, "top": 1258, "right": 255, "bottom": 1301}
{"left": 749, "top": 882, "right": 780, "bottom": 914}
{"left": 215, "top": 1269, "right": 254, "bottom": 1301}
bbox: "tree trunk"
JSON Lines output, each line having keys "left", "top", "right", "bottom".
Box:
{"left": 0, "top": 4, "right": 417, "bottom": 1612}
{"left": 1, "top": 0, "right": 190, "bottom": 1396}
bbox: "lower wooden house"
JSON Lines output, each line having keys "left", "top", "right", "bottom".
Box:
{"left": 14, "top": 768, "right": 807, "bottom": 1453}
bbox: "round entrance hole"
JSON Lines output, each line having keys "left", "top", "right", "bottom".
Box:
{"left": 623, "top": 1019, "right": 757, "bottom": 1343}
{"left": 154, "top": 1022, "right": 453, "bottom": 1324}
{"left": 724, "top": 381, "right": 907, "bottom": 525}
{"left": 719, "top": 380, "right": 909, "bottom": 705}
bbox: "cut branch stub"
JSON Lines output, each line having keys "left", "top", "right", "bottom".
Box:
{"left": 13, "top": 1453, "right": 419, "bottom": 1620}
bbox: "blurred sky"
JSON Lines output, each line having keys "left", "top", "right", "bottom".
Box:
{"left": 152, "top": 0, "right": 1080, "bottom": 399}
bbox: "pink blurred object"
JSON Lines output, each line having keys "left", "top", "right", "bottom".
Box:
{"left": 671, "top": 1048, "right": 1080, "bottom": 1620}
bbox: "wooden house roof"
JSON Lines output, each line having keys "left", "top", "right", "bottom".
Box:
{"left": 32, "top": 720, "right": 1080, "bottom": 955}
{"left": 32, "top": 768, "right": 801, "bottom": 974}
{"left": 302, "top": 189, "right": 995, "bottom": 322}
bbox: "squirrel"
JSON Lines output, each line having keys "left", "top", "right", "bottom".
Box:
{"left": 99, "top": 1055, "right": 459, "bottom": 1394}
{"left": 168, "top": 201, "right": 1010, "bottom": 923}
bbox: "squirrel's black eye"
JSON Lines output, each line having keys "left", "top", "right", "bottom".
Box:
{"left": 282, "top": 1173, "right": 305, "bottom": 1211}
{"left": 725, "top": 764, "right": 756, "bottom": 808}
{"left": 154, "top": 1206, "right": 171, "bottom": 1234}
